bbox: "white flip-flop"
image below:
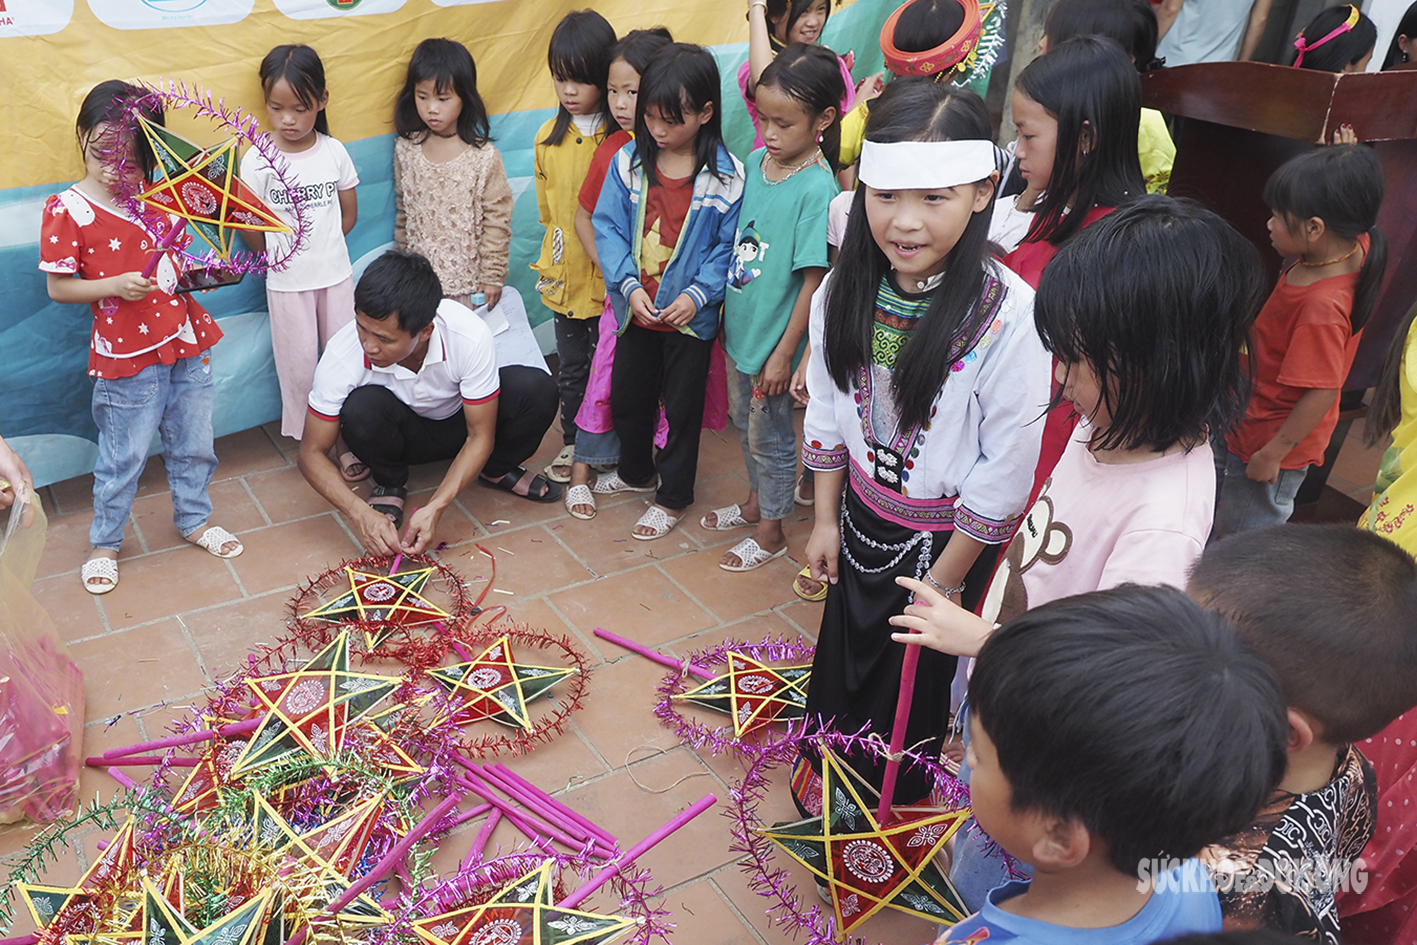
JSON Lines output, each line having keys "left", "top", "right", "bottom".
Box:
{"left": 719, "top": 537, "right": 788, "bottom": 572}
{"left": 632, "top": 505, "right": 681, "bottom": 540}
{"left": 592, "top": 470, "right": 658, "bottom": 495}
{"left": 544, "top": 444, "right": 575, "bottom": 483}
{"left": 81, "top": 555, "right": 119, "bottom": 595}
{"left": 186, "top": 525, "right": 244, "bottom": 559}
{"left": 564, "top": 483, "right": 597, "bottom": 520}
{"left": 700, "top": 504, "right": 755, "bottom": 530}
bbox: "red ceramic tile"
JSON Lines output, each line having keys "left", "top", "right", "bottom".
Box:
{"left": 36, "top": 510, "right": 141, "bottom": 581}
{"left": 32, "top": 573, "right": 108, "bottom": 643}
{"left": 182, "top": 590, "right": 295, "bottom": 682}
{"left": 69, "top": 619, "right": 209, "bottom": 717}
{"left": 212, "top": 427, "right": 290, "bottom": 480}
{"left": 657, "top": 547, "right": 803, "bottom": 625}
{"left": 660, "top": 876, "right": 762, "bottom": 945}
{"left": 461, "top": 524, "right": 598, "bottom": 604}
{"left": 244, "top": 465, "right": 347, "bottom": 524}
{"left": 98, "top": 547, "right": 244, "bottom": 630}
{"left": 570, "top": 651, "right": 685, "bottom": 765}
{"left": 227, "top": 515, "right": 360, "bottom": 596}
{"left": 48, "top": 472, "right": 96, "bottom": 517}
{"left": 129, "top": 479, "right": 268, "bottom": 553}
{"left": 545, "top": 497, "right": 689, "bottom": 577}
{"left": 548, "top": 566, "right": 716, "bottom": 647}
{"left": 76, "top": 715, "right": 146, "bottom": 810}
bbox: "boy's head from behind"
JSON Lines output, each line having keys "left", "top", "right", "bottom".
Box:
{"left": 1189, "top": 524, "right": 1417, "bottom": 746}
{"left": 967, "top": 586, "right": 1287, "bottom": 876}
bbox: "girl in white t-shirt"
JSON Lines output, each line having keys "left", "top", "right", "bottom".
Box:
{"left": 241, "top": 45, "right": 360, "bottom": 450}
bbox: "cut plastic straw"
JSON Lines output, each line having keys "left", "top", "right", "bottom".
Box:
{"left": 474, "top": 765, "right": 593, "bottom": 843}
{"left": 140, "top": 224, "right": 184, "bottom": 279}
{"left": 87, "top": 756, "right": 200, "bottom": 767}
{"left": 463, "top": 809, "right": 502, "bottom": 870}
{"left": 107, "top": 767, "right": 139, "bottom": 790}
{"left": 875, "top": 641, "right": 921, "bottom": 826}
{"left": 453, "top": 772, "right": 605, "bottom": 857}
{"left": 558, "top": 793, "right": 717, "bottom": 909}
{"left": 592, "top": 627, "right": 712, "bottom": 679}
{"left": 102, "top": 718, "right": 261, "bottom": 760}
{"left": 451, "top": 800, "right": 494, "bottom": 826}
{"left": 489, "top": 763, "right": 617, "bottom": 847}
{"left": 320, "top": 793, "right": 459, "bottom": 917}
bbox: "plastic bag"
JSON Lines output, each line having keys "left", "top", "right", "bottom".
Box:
{"left": 0, "top": 485, "right": 85, "bottom": 824}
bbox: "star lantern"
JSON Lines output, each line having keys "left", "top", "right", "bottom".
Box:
{"left": 17, "top": 818, "right": 141, "bottom": 938}
{"left": 134, "top": 117, "right": 289, "bottom": 260}
{"left": 757, "top": 749, "right": 971, "bottom": 933}
{"left": 301, "top": 564, "right": 452, "bottom": 649}
{"left": 410, "top": 861, "right": 636, "bottom": 945}
{"left": 426, "top": 636, "right": 576, "bottom": 731}
{"left": 673, "top": 651, "right": 810, "bottom": 737}
{"left": 229, "top": 631, "right": 420, "bottom": 779}
{"left": 140, "top": 875, "right": 271, "bottom": 945}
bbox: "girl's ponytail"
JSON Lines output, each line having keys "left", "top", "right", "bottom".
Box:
{"left": 1366, "top": 293, "right": 1414, "bottom": 446}
{"left": 1351, "top": 224, "right": 1387, "bottom": 332}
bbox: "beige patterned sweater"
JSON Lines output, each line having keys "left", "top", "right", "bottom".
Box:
{"left": 393, "top": 136, "right": 513, "bottom": 296}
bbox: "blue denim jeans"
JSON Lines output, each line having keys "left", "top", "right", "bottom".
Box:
{"left": 728, "top": 368, "right": 797, "bottom": 522}
{"left": 1212, "top": 445, "right": 1309, "bottom": 540}
{"left": 572, "top": 428, "right": 621, "bottom": 468}
{"left": 90, "top": 355, "right": 217, "bottom": 550}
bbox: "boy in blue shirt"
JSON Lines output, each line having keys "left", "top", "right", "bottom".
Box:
{"left": 939, "top": 586, "right": 1289, "bottom": 944}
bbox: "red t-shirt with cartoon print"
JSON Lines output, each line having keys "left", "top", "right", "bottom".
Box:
{"left": 39, "top": 187, "right": 222, "bottom": 380}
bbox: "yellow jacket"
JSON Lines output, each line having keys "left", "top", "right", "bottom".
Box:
{"left": 531, "top": 117, "right": 605, "bottom": 319}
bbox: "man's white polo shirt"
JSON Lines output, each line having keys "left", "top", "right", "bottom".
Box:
{"left": 308, "top": 298, "right": 500, "bottom": 422}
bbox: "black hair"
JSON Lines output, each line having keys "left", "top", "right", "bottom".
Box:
{"left": 1366, "top": 299, "right": 1416, "bottom": 445}
{"left": 542, "top": 10, "right": 617, "bottom": 147}
{"left": 1382, "top": 0, "right": 1417, "bottom": 69}
{"left": 259, "top": 45, "right": 330, "bottom": 136}
{"left": 1189, "top": 524, "right": 1417, "bottom": 745}
{"left": 1035, "top": 195, "right": 1267, "bottom": 452}
{"left": 823, "top": 79, "right": 999, "bottom": 432}
{"left": 756, "top": 42, "right": 847, "bottom": 170}
{"left": 76, "top": 80, "right": 163, "bottom": 179}
{"left": 354, "top": 250, "right": 444, "bottom": 335}
{"left": 737, "top": 227, "right": 760, "bottom": 250}
{"left": 893, "top": 0, "right": 966, "bottom": 54}
{"left": 970, "top": 585, "right": 1289, "bottom": 874}
{"left": 1045, "top": 0, "right": 1161, "bottom": 72}
{"left": 1291, "top": 4, "right": 1377, "bottom": 72}
{"left": 763, "top": 0, "right": 832, "bottom": 52}
{"left": 1017, "top": 36, "right": 1145, "bottom": 246}
{"left": 610, "top": 27, "right": 674, "bottom": 76}
{"left": 633, "top": 43, "right": 728, "bottom": 188}
{"left": 1263, "top": 145, "right": 1387, "bottom": 332}
{"left": 395, "top": 38, "right": 492, "bottom": 146}
{"left": 1162, "top": 933, "right": 1309, "bottom": 945}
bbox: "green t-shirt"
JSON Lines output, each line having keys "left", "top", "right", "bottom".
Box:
{"left": 723, "top": 148, "right": 836, "bottom": 377}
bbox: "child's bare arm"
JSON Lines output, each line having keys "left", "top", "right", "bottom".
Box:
{"left": 574, "top": 205, "right": 599, "bottom": 269}
{"left": 759, "top": 267, "right": 823, "bottom": 397}
{"left": 48, "top": 271, "right": 154, "bottom": 304}
{"left": 1246, "top": 387, "right": 1338, "bottom": 483}
{"left": 890, "top": 576, "right": 995, "bottom": 658}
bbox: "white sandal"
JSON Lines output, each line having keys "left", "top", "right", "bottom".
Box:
{"left": 632, "top": 505, "right": 681, "bottom": 541}
{"left": 592, "top": 470, "right": 658, "bottom": 495}
{"left": 544, "top": 444, "right": 575, "bottom": 484}
{"left": 81, "top": 555, "right": 119, "bottom": 595}
{"left": 564, "top": 483, "right": 597, "bottom": 520}
{"left": 700, "top": 504, "right": 755, "bottom": 531}
{"left": 186, "top": 525, "right": 244, "bottom": 559}
{"left": 719, "top": 537, "right": 788, "bottom": 572}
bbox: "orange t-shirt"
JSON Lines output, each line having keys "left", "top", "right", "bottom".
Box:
{"left": 1226, "top": 242, "right": 1366, "bottom": 469}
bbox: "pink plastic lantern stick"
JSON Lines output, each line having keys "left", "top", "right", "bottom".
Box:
{"left": 592, "top": 627, "right": 712, "bottom": 679}
{"left": 140, "top": 223, "right": 185, "bottom": 279}
{"left": 558, "top": 793, "right": 717, "bottom": 909}
{"left": 875, "top": 641, "right": 921, "bottom": 826}
{"left": 463, "top": 809, "right": 502, "bottom": 869}
{"left": 320, "top": 792, "right": 459, "bottom": 917}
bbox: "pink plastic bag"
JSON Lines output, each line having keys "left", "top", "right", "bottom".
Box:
{"left": 0, "top": 488, "right": 84, "bottom": 824}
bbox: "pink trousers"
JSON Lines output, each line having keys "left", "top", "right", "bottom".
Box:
{"left": 267, "top": 276, "right": 356, "bottom": 438}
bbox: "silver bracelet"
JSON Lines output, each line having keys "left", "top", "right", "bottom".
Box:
{"left": 924, "top": 571, "right": 966, "bottom": 600}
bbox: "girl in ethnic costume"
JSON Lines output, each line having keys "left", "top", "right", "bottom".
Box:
{"left": 796, "top": 79, "right": 1049, "bottom": 808}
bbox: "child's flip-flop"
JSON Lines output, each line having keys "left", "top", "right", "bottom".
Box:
{"left": 792, "top": 565, "right": 828, "bottom": 602}
{"left": 81, "top": 555, "right": 119, "bottom": 595}
{"left": 186, "top": 525, "right": 244, "bottom": 558}
{"left": 632, "top": 505, "right": 681, "bottom": 540}
{"left": 564, "top": 483, "right": 596, "bottom": 520}
{"left": 719, "top": 537, "right": 787, "bottom": 572}
{"left": 700, "top": 504, "right": 755, "bottom": 530}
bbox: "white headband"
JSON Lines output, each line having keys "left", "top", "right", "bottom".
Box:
{"left": 857, "top": 139, "right": 998, "bottom": 190}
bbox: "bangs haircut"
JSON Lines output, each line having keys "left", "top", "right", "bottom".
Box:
{"left": 77, "top": 79, "right": 163, "bottom": 179}
{"left": 1034, "top": 195, "right": 1267, "bottom": 452}
{"left": 1292, "top": 5, "right": 1378, "bottom": 71}
{"left": 1263, "top": 145, "right": 1387, "bottom": 332}
{"left": 610, "top": 27, "right": 674, "bottom": 76}
{"left": 893, "top": 0, "right": 966, "bottom": 54}
{"left": 633, "top": 43, "right": 728, "bottom": 187}
{"left": 765, "top": 0, "right": 834, "bottom": 51}
{"left": 1189, "top": 524, "right": 1417, "bottom": 744}
{"left": 1045, "top": 0, "right": 1161, "bottom": 72}
{"left": 542, "top": 9, "right": 617, "bottom": 146}
{"left": 395, "top": 38, "right": 492, "bottom": 146}
{"left": 259, "top": 44, "right": 330, "bottom": 136}
{"left": 355, "top": 250, "right": 443, "bottom": 335}
{"left": 823, "top": 79, "right": 999, "bottom": 432}
{"left": 758, "top": 43, "right": 847, "bottom": 169}
{"left": 970, "top": 585, "right": 1288, "bottom": 873}
{"left": 1018, "top": 36, "right": 1145, "bottom": 246}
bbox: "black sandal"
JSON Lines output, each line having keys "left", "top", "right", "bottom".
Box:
{"left": 479, "top": 466, "right": 562, "bottom": 503}
{"left": 369, "top": 484, "right": 407, "bottom": 528}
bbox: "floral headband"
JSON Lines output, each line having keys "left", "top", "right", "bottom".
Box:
{"left": 1293, "top": 4, "right": 1361, "bottom": 68}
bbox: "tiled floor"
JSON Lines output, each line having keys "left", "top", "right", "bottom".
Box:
{"left": 0, "top": 415, "right": 1388, "bottom": 944}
